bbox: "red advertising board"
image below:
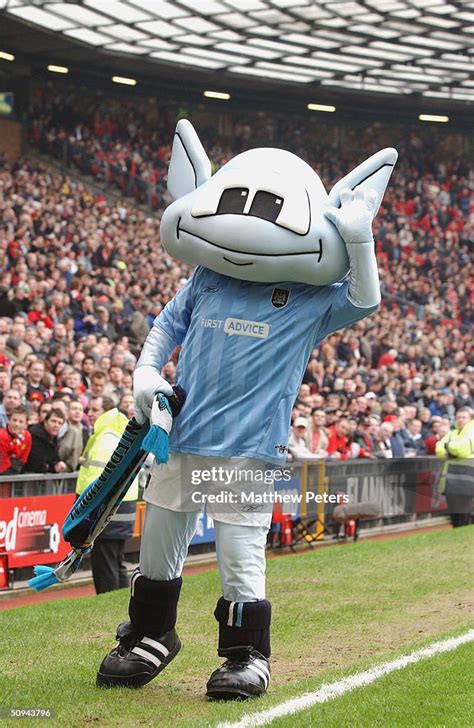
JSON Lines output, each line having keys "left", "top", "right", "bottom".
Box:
{"left": 0, "top": 494, "right": 75, "bottom": 568}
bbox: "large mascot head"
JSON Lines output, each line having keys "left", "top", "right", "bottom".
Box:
{"left": 161, "top": 120, "right": 397, "bottom": 286}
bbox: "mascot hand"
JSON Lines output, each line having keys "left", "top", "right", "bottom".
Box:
{"left": 133, "top": 365, "right": 173, "bottom": 425}
{"left": 325, "top": 187, "right": 378, "bottom": 244}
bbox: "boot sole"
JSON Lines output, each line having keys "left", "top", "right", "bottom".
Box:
{"left": 96, "top": 638, "right": 182, "bottom": 689}
{"left": 206, "top": 686, "right": 266, "bottom": 701}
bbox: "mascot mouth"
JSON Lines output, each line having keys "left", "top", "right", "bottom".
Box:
{"left": 223, "top": 256, "right": 254, "bottom": 266}
{"left": 176, "top": 219, "right": 323, "bottom": 261}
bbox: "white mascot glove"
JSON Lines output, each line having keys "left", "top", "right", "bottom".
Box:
{"left": 133, "top": 365, "right": 173, "bottom": 425}
{"left": 324, "top": 187, "right": 381, "bottom": 308}
{"left": 324, "top": 187, "right": 378, "bottom": 243}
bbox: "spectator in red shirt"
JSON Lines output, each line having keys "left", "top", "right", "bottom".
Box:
{"left": 327, "top": 419, "right": 353, "bottom": 460}
{"left": 377, "top": 348, "right": 398, "bottom": 368}
{"left": 0, "top": 406, "right": 32, "bottom": 474}
{"left": 26, "top": 299, "right": 54, "bottom": 329}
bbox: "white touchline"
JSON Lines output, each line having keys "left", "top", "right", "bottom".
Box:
{"left": 217, "top": 630, "right": 474, "bottom": 728}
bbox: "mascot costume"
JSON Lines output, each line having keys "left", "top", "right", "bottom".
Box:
{"left": 97, "top": 120, "right": 397, "bottom": 698}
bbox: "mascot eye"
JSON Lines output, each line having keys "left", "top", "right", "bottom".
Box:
{"left": 249, "top": 191, "right": 283, "bottom": 223}
{"left": 217, "top": 188, "right": 249, "bottom": 214}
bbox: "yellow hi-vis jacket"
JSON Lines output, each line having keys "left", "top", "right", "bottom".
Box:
{"left": 76, "top": 408, "right": 138, "bottom": 539}
{"left": 435, "top": 419, "right": 474, "bottom": 495}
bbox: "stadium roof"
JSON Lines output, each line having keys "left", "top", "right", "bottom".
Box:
{"left": 1, "top": 0, "right": 472, "bottom": 102}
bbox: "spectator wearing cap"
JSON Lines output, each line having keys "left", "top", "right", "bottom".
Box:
{"left": 288, "top": 417, "right": 321, "bottom": 461}
{"left": 410, "top": 376, "right": 424, "bottom": 401}
{"left": 373, "top": 422, "right": 394, "bottom": 458}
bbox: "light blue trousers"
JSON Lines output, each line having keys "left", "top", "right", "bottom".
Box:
{"left": 139, "top": 503, "right": 268, "bottom": 601}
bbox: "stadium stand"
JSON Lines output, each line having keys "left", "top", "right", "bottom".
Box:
{"left": 0, "top": 83, "right": 471, "bottom": 471}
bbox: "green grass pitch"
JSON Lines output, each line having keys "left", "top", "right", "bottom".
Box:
{"left": 1, "top": 527, "right": 473, "bottom": 727}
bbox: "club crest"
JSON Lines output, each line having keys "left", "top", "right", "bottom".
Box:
{"left": 271, "top": 288, "right": 290, "bottom": 309}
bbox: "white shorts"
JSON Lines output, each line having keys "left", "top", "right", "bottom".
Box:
{"left": 144, "top": 452, "right": 274, "bottom": 527}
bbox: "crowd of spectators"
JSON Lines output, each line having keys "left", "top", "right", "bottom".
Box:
{"left": 0, "top": 83, "right": 471, "bottom": 476}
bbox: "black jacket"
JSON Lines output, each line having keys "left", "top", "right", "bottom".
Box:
{"left": 25, "top": 423, "right": 60, "bottom": 474}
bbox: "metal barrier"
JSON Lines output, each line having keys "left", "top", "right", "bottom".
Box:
{"left": 0, "top": 457, "right": 446, "bottom": 515}
{"left": 0, "top": 472, "right": 78, "bottom": 499}
{"left": 290, "top": 457, "right": 447, "bottom": 544}
{"left": 0, "top": 459, "right": 448, "bottom": 582}
{"left": 313, "top": 456, "right": 444, "bottom": 518}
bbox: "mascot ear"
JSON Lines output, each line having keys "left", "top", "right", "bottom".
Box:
{"left": 167, "top": 119, "right": 212, "bottom": 200}
{"left": 328, "top": 148, "right": 398, "bottom": 214}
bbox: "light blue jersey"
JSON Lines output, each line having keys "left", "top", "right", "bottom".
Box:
{"left": 151, "top": 267, "right": 376, "bottom": 463}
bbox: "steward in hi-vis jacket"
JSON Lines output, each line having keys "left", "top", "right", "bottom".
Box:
{"left": 77, "top": 407, "right": 138, "bottom": 593}
{"left": 436, "top": 408, "right": 474, "bottom": 528}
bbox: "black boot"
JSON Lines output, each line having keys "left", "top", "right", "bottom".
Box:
{"left": 206, "top": 598, "right": 272, "bottom": 700}
{"left": 97, "top": 620, "right": 181, "bottom": 688}
{"left": 207, "top": 646, "right": 270, "bottom": 700}
{"left": 97, "top": 570, "right": 182, "bottom": 688}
